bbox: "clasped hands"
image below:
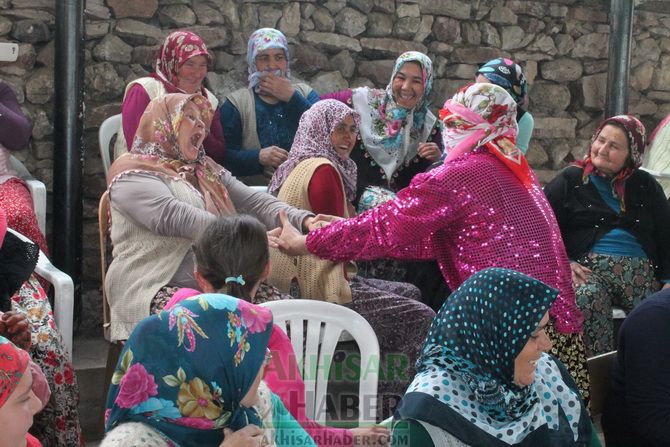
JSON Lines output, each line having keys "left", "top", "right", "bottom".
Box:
{"left": 267, "top": 211, "right": 341, "bottom": 256}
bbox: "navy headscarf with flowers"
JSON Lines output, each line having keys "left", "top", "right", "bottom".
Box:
{"left": 576, "top": 114, "right": 647, "bottom": 212}
{"left": 105, "top": 294, "right": 273, "bottom": 446}
{"left": 395, "top": 268, "right": 590, "bottom": 446}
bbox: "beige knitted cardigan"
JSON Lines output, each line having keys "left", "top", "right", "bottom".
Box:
{"left": 269, "top": 158, "right": 355, "bottom": 304}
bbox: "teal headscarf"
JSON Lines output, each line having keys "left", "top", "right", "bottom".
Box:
{"left": 105, "top": 294, "right": 273, "bottom": 446}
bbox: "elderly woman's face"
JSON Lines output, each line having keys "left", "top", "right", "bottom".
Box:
{"left": 330, "top": 114, "right": 358, "bottom": 159}
{"left": 392, "top": 61, "right": 425, "bottom": 110}
{"left": 590, "top": 124, "right": 630, "bottom": 176}
{"left": 513, "top": 312, "right": 552, "bottom": 387}
{"left": 177, "top": 101, "right": 207, "bottom": 161}
{"left": 176, "top": 55, "right": 208, "bottom": 94}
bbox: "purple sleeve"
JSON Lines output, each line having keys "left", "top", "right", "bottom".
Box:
{"left": 121, "top": 84, "right": 151, "bottom": 149}
{"left": 203, "top": 107, "right": 227, "bottom": 165}
{"left": 319, "top": 89, "right": 353, "bottom": 105}
{"left": 0, "top": 83, "right": 31, "bottom": 151}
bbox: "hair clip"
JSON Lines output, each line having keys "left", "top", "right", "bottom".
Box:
{"left": 224, "top": 275, "right": 246, "bottom": 286}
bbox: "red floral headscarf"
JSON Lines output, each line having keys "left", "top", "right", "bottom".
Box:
{"left": 153, "top": 30, "right": 212, "bottom": 94}
{"left": 576, "top": 114, "right": 647, "bottom": 211}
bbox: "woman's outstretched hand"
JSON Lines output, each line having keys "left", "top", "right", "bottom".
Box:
{"left": 274, "top": 210, "right": 309, "bottom": 256}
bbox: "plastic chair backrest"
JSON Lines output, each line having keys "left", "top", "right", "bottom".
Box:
{"left": 587, "top": 350, "right": 616, "bottom": 417}
{"left": 98, "top": 191, "right": 112, "bottom": 341}
{"left": 260, "top": 299, "right": 379, "bottom": 424}
{"left": 9, "top": 156, "right": 46, "bottom": 235}
{"left": 99, "top": 114, "right": 121, "bottom": 176}
{"left": 6, "top": 228, "right": 74, "bottom": 361}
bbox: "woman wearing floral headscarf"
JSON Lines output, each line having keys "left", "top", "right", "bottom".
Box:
{"left": 476, "top": 58, "right": 533, "bottom": 154}
{"left": 102, "top": 293, "right": 316, "bottom": 446}
{"left": 544, "top": 115, "right": 670, "bottom": 356}
{"left": 268, "top": 100, "right": 436, "bottom": 419}
{"left": 275, "top": 83, "right": 590, "bottom": 402}
{"left": 391, "top": 268, "right": 598, "bottom": 447}
{"left": 105, "top": 93, "right": 315, "bottom": 342}
{"left": 221, "top": 28, "right": 320, "bottom": 184}
{"left": 114, "top": 30, "right": 227, "bottom": 165}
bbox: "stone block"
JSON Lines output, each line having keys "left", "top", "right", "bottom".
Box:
{"left": 394, "top": 16, "right": 421, "bottom": 38}
{"left": 572, "top": 33, "right": 609, "bottom": 59}
{"left": 372, "top": 0, "right": 395, "bottom": 14}
{"left": 533, "top": 117, "right": 577, "bottom": 139}
{"left": 461, "top": 22, "right": 481, "bottom": 45}
{"left": 568, "top": 6, "right": 608, "bottom": 23}
{"left": 115, "top": 19, "right": 164, "bottom": 46}
{"left": 506, "top": 1, "right": 547, "bottom": 18}
{"left": 278, "top": 3, "right": 301, "bottom": 37}
{"left": 479, "top": 22, "right": 500, "bottom": 48}
{"left": 108, "top": 0, "right": 157, "bottom": 18}
{"left": 414, "top": 15, "right": 434, "bottom": 43}
{"left": 581, "top": 73, "right": 607, "bottom": 110}
{"left": 31, "top": 109, "right": 52, "bottom": 139}
{"left": 323, "top": 0, "right": 346, "bottom": 15}
{"left": 350, "top": 77, "right": 374, "bottom": 88}
{"left": 446, "top": 63, "right": 476, "bottom": 80}
{"left": 501, "top": 26, "right": 532, "bottom": 50}
{"left": 651, "top": 55, "right": 670, "bottom": 92}
{"left": 450, "top": 46, "right": 499, "bottom": 63}
{"left": 432, "top": 78, "right": 468, "bottom": 104}
{"left": 528, "top": 81, "right": 571, "bottom": 114}
{"left": 189, "top": 26, "right": 230, "bottom": 49}
{"left": 357, "top": 59, "right": 395, "bottom": 86}
{"left": 513, "top": 52, "right": 553, "bottom": 62}
{"left": 539, "top": 58, "right": 583, "bottom": 82}
{"left": 258, "top": 5, "right": 282, "bottom": 28}
{"left": 631, "top": 61, "right": 656, "bottom": 91}
{"left": 131, "top": 45, "right": 159, "bottom": 66}
{"left": 311, "top": 70, "right": 348, "bottom": 94}
{"left": 528, "top": 35, "right": 556, "bottom": 55}
{"left": 25, "top": 67, "right": 53, "bottom": 104}
{"left": 524, "top": 60, "right": 537, "bottom": 85}
{"left": 84, "top": 62, "right": 125, "bottom": 101}
{"left": 648, "top": 27, "right": 670, "bottom": 38}
{"left": 301, "top": 32, "right": 362, "bottom": 53}
{"left": 518, "top": 16, "right": 545, "bottom": 34}
{"left": 193, "top": 2, "right": 225, "bottom": 25}
{"left": 0, "top": 16, "right": 11, "bottom": 36}
{"left": 292, "top": 44, "right": 330, "bottom": 75}
{"left": 32, "top": 141, "right": 53, "bottom": 160}
{"left": 11, "top": 20, "right": 50, "bottom": 43}
{"left": 240, "top": 4, "right": 259, "bottom": 31}
{"left": 221, "top": 0, "right": 240, "bottom": 28}
{"left": 432, "top": 16, "right": 461, "bottom": 44}
{"left": 84, "top": 103, "right": 122, "bottom": 130}
{"left": 335, "top": 7, "right": 367, "bottom": 37}
{"left": 331, "top": 50, "right": 355, "bottom": 79}
{"left": 648, "top": 90, "right": 670, "bottom": 102}
{"left": 93, "top": 34, "right": 132, "bottom": 64}
{"left": 583, "top": 60, "right": 608, "bottom": 75}
{"left": 631, "top": 38, "right": 661, "bottom": 67}
{"left": 366, "top": 12, "right": 393, "bottom": 37}
{"left": 629, "top": 96, "right": 658, "bottom": 116}
{"left": 301, "top": 18, "right": 314, "bottom": 31}
{"left": 418, "top": 0, "right": 470, "bottom": 19}
{"left": 311, "top": 7, "right": 335, "bottom": 32}
{"left": 488, "top": 6, "right": 517, "bottom": 25}
{"left": 554, "top": 34, "right": 574, "bottom": 56}
{"left": 525, "top": 141, "right": 549, "bottom": 167}
{"left": 85, "top": 0, "right": 111, "bottom": 20}
{"left": 360, "top": 38, "right": 427, "bottom": 58}
{"left": 86, "top": 21, "right": 110, "bottom": 40}
{"left": 349, "top": 0, "right": 373, "bottom": 14}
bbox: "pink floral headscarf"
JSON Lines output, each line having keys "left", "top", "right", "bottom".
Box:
{"left": 269, "top": 99, "right": 360, "bottom": 201}
{"left": 440, "top": 83, "right": 533, "bottom": 187}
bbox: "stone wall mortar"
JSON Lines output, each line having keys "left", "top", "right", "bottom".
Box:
{"left": 0, "top": 0, "right": 668, "bottom": 333}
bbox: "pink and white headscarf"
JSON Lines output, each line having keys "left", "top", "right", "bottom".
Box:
{"left": 246, "top": 28, "right": 291, "bottom": 90}
{"left": 440, "top": 83, "right": 533, "bottom": 187}
{"left": 269, "top": 99, "right": 359, "bottom": 201}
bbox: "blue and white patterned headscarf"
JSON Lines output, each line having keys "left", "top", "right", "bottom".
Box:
{"left": 395, "top": 268, "right": 588, "bottom": 446}
{"left": 246, "top": 28, "right": 291, "bottom": 90}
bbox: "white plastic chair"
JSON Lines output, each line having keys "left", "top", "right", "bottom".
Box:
{"left": 261, "top": 299, "right": 380, "bottom": 424}
{"left": 9, "top": 155, "right": 46, "bottom": 235}
{"left": 99, "top": 114, "right": 121, "bottom": 176}
{"left": 6, "top": 228, "right": 74, "bottom": 361}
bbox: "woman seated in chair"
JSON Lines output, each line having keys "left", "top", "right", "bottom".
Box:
{"left": 0, "top": 81, "right": 48, "bottom": 256}
{"left": 274, "top": 83, "right": 589, "bottom": 403}
{"left": 105, "top": 93, "right": 317, "bottom": 343}
{"left": 0, "top": 207, "right": 83, "bottom": 445}
{"left": 268, "top": 99, "right": 435, "bottom": 418}
{"left": 113, "top": 30, "right": 226, "bottom": 165}
{"left": 543, "top": 115, "right": 670, "bottom": 356}
{"left": 164, "top": 215, "right": 390, "bottom": 446}
{"left": 103, "top": 292, "right": 316, "bottom": 447}
{"left": 220, "top": 28, "right": 320, "bottom": 184}
{"left": 391, "top": 268, "right": 598, "bottom": 447}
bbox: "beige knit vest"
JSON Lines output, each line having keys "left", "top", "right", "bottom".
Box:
{"left": 225, "top": 82, "right": 313, "bottom": 186}
{"left": 104, "top": 175, "right": 207, "bottom": 341}
{"left": 113, "top": 77, "right": 220, "bottom": 160}
{"left": 268, "top": 158, "right": 355, "bottom": 304}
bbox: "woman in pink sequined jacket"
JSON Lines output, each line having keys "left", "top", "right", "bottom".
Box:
{"left": 274, "top": 83, "right": 591, "bottom": 403}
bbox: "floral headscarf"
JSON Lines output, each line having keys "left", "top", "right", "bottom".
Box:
{"left": 152, "top": 30, "right": 212, "bottom": 94}
{"left": 476, "top": 58, "right": 528, "bottom": 106}
{"left": 440, "top": 83, "right": 534, "bottom": 187}
{"left": 353, "top": 51, "right": 436, "bottom": 179}
{"left": 396, "top": 268, "right": 588, "bottom": 446}
{"left": 268, "top": 99, "right": 360, "bottom": 201}
{"left": 246, "top": 28, "right": 291, "bottom": 91}
{"left": 105, "top": 294, "right": 273, "bottom": 446}
{"left": 0, "top": 335, "right": 30, "bottom": 408}
{"left": 577, "top": 114, "right": 647, "bottom": 212}
{"left": 107, "top": 93, "right": 235, "bottom": 216}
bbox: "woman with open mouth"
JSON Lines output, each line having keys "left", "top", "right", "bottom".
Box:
{"left": 390, "top": 268, "right": 597, "bottom": 446}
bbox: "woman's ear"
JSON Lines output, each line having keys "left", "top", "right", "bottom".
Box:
{"left": 261, "top": 261, "right": 271, "bottom": 281}
{"left": 194, "top": 269, "right": 215, "bottom": 293}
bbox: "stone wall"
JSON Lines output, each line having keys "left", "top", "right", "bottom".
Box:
{"left": 1, "top": 0, "right": 669, "bottom": 332}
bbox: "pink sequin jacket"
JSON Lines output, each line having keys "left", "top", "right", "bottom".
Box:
{"left": 306, "top": 149, "right": 583, "bottom": 334}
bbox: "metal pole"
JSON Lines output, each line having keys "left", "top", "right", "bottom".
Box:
{"left": 605, "top": 0, "right": 634, "bottom": 117}
{"left": 53, "top": 0, "right": 84, "bottom": 325}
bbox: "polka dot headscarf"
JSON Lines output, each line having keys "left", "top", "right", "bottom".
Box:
{"left": 397, "top": 268, "right": 585, "bottom": 445}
